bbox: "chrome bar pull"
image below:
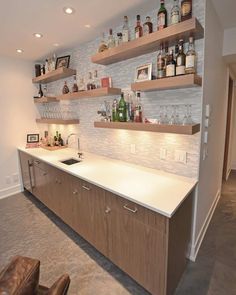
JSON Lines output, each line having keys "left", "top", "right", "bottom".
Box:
{"left": 82, "top": 185, "right": 90, "bottom": 191}
{"left": 105, "top": 207, "right": 111, "bottom": 214}
{"left": 123, "top": 204, "right": 138, "bottom": 213}
{"left": 73, "top": 189, "right": 78, "bottom": 195}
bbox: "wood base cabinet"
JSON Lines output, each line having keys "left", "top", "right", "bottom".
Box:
{"left": 19, "top": 151, "right": 193, "bottom": 295}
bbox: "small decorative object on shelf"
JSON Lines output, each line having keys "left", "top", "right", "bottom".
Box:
{"left": 62, "top": 81, "right": 70, "bottom": 94}
{"left": 122, "top": 16, "right": 130, "bottom": 42}
{"left": 135, "top": 15, "right": 143, "bottom": 39}
{"left": 143, "top": 16, "right": 153, "bottom": 35}
{"left": 171, "top": 0, "right": 180, "bottom": 25}
{"left": 27, "top": 134, "right": 39, "bottom": 144}
{"left": 157, "top": 0, "right": 168, "bottom": 30}
{"left": 98, "top": 33, "right": 108, "bottom": 52}
{"left": 107, "top": 29, "right": 116, "bottom": 49}
{"left": 56, "top": 55, "right": 70, "bottom": 69}
{"left": 135, "top": 63, "right": 152, "bottom": 82}
{"left": 72, "top": 75, "right": 79, "bottom": 92}
{"left": 181, "top": 0, "right": 192, "bottom": 21}
{"left": 185, "top": 36, "right": 197, "bottom": 74}
{"left": 101, "top": 77, "right": 112, "bottom": 88}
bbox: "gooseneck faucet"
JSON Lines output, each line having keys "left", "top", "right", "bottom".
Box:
{"left": 66, "top": 133, "right": 80, "bottom": 150}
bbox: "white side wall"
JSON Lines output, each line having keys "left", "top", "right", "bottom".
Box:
{"left": 0, "top": 56, "right": 40, "bottom": 198}
{"left": 190, "top": 0, "right": 228, "bottom": 259}
{"left": 231, "top": 88, "right": 236, "bottom": 169}
{"left": 223, "top": 27, "right": 236, "bottom": 59}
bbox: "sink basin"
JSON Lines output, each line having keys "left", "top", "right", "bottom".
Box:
{"left": 60, "top": 158, "right": 81, "bottom": 165}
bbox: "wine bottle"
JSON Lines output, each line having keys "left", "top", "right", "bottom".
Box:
{"left": 185, "top": 37, "right": 197, "bottom": 74}
{"left": 135, "top": 15, "right": 143, "bottom": 39}
{"left": 166, "top": 50, "right": 176, "bottom": 77}
{"left": 157, "top": 0, "right": 168, "bottom": 30}
{"left": 122, "top": 16, "right": 130, "bottom": 42}
{"left": 118, "top": 93, "right": 126, "bottom": 122}
{"left": 176, "top": 39, "right": 186, "bottom": 76}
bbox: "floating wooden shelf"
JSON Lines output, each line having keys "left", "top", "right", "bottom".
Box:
{"left": 57, "top": 87, "right": 121, "bottom": 100}
{"left": 131, "top": 74, "right": 202, "bottom": 92}
{"left": 94, "top": 121, "right": 200, "bottom": 135}
{"left": 32, "top": 68, "right": 76, "bottom": 84}
{"left": 91, "top": 18, "right": 204, "bottom": 65}
{"left": 36, "top": 119, "right": 79, "bottom": 125}
{"left": 34, "top": 97, "right": 59, "bottom": 103}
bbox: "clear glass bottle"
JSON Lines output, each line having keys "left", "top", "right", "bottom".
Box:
{"left": 185, "top": 37, "right": 197, "bottom": 74}
{"left": 72, "top": 75, "right": 79, "bottom": 92}
{"left": 93, "top": 70, "right": 100, "bottom": 88}
{"left": 171, "top": 0, "right": 180, "bottom": 25}
{"left": 176, "top": 39, "right": 186, "bottom": 75}
{"left": 87, "top": 72, "right": 93, "bottom": 90}
{"left": 122, "top": 16, "right": 130, "bottom": 42}
{"left": 166, "top": 49, "right": 176, "bottom": 77}
{"left": 116, "top": 33, "right": 123, "bottom": 46}
{"left": 143, "top": 16, "right": 153, "bottom": 35}
{"left": 135, "top": 15, "right": 143, "bottom": 39}
{"left": 98, "top": 33, "right": 108, "bottom": 52}
{"left": 157, "top": 0, "right": 168, "bottom": 30}
{"left": 157, "top": 44, "right": 166, "bottom": 79}
{"left": 134, "top": 92, "right": 142, "bottom": 123}
{"left": 112, "top": 99, "right": 119, "bottom": 122}
{"left": 107, "top": 29, "right": 116, "bottom": 48}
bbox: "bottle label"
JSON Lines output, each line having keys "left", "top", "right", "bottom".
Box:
{"left": 158, "top": 13, "right": 166, "bottom": 30}
{"left": 182, "top": 2, "right": 191, "bottom": 16}
{"left": 171, "top": 12, "right": 179, "bottom": 25}
{"left": 176, "top": 65, "right": 185, "bottom": 75}
{"left": 143, "top": 24, "right": 149, "bottom": 35}
{"left": 166, "top": 65, "right": 175, "bottom": 77}
{"left": 122, "top": 30, "right": 129, "bottom": 42}
{"left": 186, "top": 56, "right": 195, "bottom": 68}
{"left": 135, "top": 30, "right": 140, "bottom": 39}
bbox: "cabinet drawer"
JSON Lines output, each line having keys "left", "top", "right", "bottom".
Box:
{"left": 107, "top": 192, "right": 167, "bottom": 234}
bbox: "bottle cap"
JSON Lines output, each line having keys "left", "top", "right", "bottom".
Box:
{"left": 137, "top": 15, "right": 141, "bottom": 20}
{"left": 109, "top": 28, "right": 113, "bottom": 35}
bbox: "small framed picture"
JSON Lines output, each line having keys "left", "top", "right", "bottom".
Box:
{"left": 55, "top": 55, "right": 70, "bottom": 69}
{"left": 27, "top": 134, "right": 39, "bottom": 143}
{"left": 135, "top": 63, "right": 152, "bottom": 82}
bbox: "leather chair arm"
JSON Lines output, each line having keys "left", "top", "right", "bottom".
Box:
{"left": 47, "top": 274, "right": 70, "bottom": 295}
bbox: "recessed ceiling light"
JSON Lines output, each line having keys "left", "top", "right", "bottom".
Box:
{"left": 16, "top": 49, "right": 23, "bottom": 53}
{"left": 85, "top": 24, "right": 91, "bottom": 28}
{"left": 63, "top": 7, "right": 75, "bottom": 14}
{"left": 53, "top": 43, "right": 59, "bottom": 47}
{"left": 34, "top": 33, "right": 43, "bottom": 38}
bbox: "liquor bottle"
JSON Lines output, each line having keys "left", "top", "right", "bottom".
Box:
{"left": 94, "top": 70, "right": 100, "bottom": 88}
{"left": 116, "top": 33, "right": 123, "bottom": 46}
{"left": 122, "top": 16, "right": 130, "bottom": 42}
{"left": 157, "top": 44, "right": 166, "bottom": 79}
{"left": 62, "top": 81, "right": 70, "bottom": 94}
{"left": 164, "top": 45, "right": 169, "bottom": 74}
{"left": 170, "top": 0, "right": 180, "bottom": 25}
{"left": 112, "top": 99, "right": 119, "bottom": 122}
{"left": 135, "top": 15, "right": 143, "bottom": 39}
{"left": 181, "top": 0, "right": 192, "bottom": 21}
{"left": 87, "top": 72, "right": 93, "bottom": 90}
{"left": 174, "top": 44, "right": 179, "bottom": 62}
{"left": 38, "top": 84, "right": 43, "bottom": 97}
{"left": 118, "top": 93, "right": 126, "bottom": 122}
{"left": 98, "top": 33, "right": 108, "bottom": 52}
{"left": 143, "top": 16, "right": 153, "bottom": 35}
{"left": 45, "top": 59, "right": 49, "bottom": 74}
{"left": 185, "top": 37, "right": 197, "bottom": 74}
{"left": 107, "top": 29, "right": 116, "bottom": 48}
{"left": 72, "top": 75, "right": 79, "bottom": 92}
{"left": 58, "top": 134, "right": 64, "bottom": 146}
{"left": 78, "top": 78, "right": 86, "bottom": 91}
{"left": 51, "top": 53, "right": 57, "bottom": 71}
{"left": 134, "top": 92, "right": 142, "bottom": 123}
{"left": 176, "top": 39, "right": 186, "bottom": 76}
{"left": 157, "top": 0, "right": 168, "bottom": 30}
{"left": 166, "top": 49, "right": 176, "bottom": 77}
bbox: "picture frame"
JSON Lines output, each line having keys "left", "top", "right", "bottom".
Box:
{"left": 27, "top": 134, "right": 39, "bottom": 143}
{"left": 135, "top": 63, "right": 152, "bottom": 82}
{"left": 55, "top": 55, "right": 70, "bottom": 69}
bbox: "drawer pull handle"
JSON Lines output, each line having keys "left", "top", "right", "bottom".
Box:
{"left": 73, "top": 190, "right": 78, "bottom": 195}
{"left": 82, "top": 185, "right": 90, "bottom": 191}
{"left": 123, "top": 204, "right": 138, "bottom": 213}
{"left": 34, "top": 160, "right": 40, "bottom": 165}
{"left": 43, "top": 172, "right": 47, "bottom": 176}
{"left": 105, "top": 207, "right": 111, "bottom": 214}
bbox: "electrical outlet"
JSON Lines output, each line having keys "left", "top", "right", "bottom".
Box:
{"left": 160, "top": 148, "right": 167, "bottom": 160}
{"left": 5, "top": 176, "right": 11, "bottom": 185}
{"left": 130, "top": 144, "right": 136, "bottom": 154}
{"left": 12, "top": 173, "right": 19, "bottom": 183}
{"left": 175, "top": 150, "right": 187, "bottom": 164}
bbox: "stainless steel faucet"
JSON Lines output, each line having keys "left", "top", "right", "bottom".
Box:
{"left": 66, "top": 133, "right": 80, "bottom": 150}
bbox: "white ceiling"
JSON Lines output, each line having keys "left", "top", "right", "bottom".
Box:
{"left": 0, "top": 0, "right": 156, "bottom": 61}
{"left": 212, "top": 0, "right": 236, "bottom": 29}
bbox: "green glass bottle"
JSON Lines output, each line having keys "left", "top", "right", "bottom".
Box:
{"left": 157, "top": 0, "right": 168, "bottom": 31}
{"left": 118, "top": 93, "right": 126, "bottom": 122}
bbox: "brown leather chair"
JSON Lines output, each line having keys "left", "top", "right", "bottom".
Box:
{"left": 0, "top": 256, "right": 70, "bottom": 295}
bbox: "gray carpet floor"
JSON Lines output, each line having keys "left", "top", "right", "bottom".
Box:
{"left": 0, "top": 171, "right": 236, "bottom": 294}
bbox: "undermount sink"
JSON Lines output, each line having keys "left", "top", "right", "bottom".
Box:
{"left": 60, "top": 158, "right": 81, "bottom": 165}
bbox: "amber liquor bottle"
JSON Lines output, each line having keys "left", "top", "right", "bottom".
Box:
{"left": 135, "top": 15, "right": 143, "bottom": 39}
{"left": 181, "top": 0, "right": 192, "bottom": 21}
{"left": 143, "top": 16, "right": 153, "bottom": 35}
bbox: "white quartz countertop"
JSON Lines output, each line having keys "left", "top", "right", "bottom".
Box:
{"left": 18, "top": 147, "right": 198, "bottom": 218}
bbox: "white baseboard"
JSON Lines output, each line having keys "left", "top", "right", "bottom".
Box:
{"left": 0, "top": 184, "right": 22, "bottom": 200}
{"left": 189, "top": 189, "right": 221, "bottom": 261}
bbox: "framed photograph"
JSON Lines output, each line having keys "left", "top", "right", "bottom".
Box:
{"left": 135, "top": 63, "right": 152, "bottom": 82}
{"left": 27, "top": 134, "right": 39, "bottom": 143}
{"left": 55, "top": 55, "right": 70, "bottom": 69}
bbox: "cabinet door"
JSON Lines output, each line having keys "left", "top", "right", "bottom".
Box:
{"left": 19, "top": 151, "right": 33, "bottom": 192}
{"left": 106, "top": 192, "right": 168, "bottom": 295}
{"left": 32, "top": 163, "right": 50, "bottom": 205}
{"left": 70, "top": 179, "right": 108, "bottom": 256}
